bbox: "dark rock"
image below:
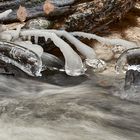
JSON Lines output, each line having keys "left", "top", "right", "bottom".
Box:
{"left": 125, "top": 70, "right": 140, "bottom": 89}
{"left": 127, "top": 52, "right": 140, "bottom": 66}
{"left": 125, "top": 51, "right": 140, "bottom": 89}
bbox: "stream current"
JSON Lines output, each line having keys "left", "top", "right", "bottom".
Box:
{"left": 0, "top": 67, "right": 140, "bottom": 140}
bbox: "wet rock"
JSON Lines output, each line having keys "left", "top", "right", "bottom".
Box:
{"left": 24, "top": 18, "right": 53, "bottom": 29}
{"left": 127, "top": 52, "right": 140, "bottom": 66}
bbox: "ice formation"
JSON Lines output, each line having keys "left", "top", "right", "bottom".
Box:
{"left": 14, "top": 41, "right": 43, "bottom": 57}
{"left": 20, "top": 30, "right": 86, "bottom": 76}
{"left": 0, "top": 9, "right": 139, "bottom": 77}
{"left": 116, "top": 48, "right": 140, "bottom": 74}
{"left": 0, "top": 9, "right": 12, "bottom": 19}
{"left": 0, "top": 41, "right": 42, "bottom": 76}
{"left": 71, "top": 32, "right": 138, "bottom": 49}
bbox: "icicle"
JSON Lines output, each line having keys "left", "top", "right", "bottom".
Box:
{"left": 45, "top": 37, "right": 48, "bottom": 41}
{"left": 20, "top": 30, "right": 86, "bottom": 76}
{"left": 0, "top": 41, "right": 42, "bottom": 77}
{"left": 22, "top": 35, "right": 26, "bottom": 40}
{"left": 71, "top": 32, "right": 138, "bottom": 49}
{"left": 34, "top": 36, "right": 38, "bottom": 44}
{"left": 28, "top": 35, "right": 31, "bottom": 41}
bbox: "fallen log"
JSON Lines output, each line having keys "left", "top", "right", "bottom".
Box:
{"left": 0, "top": 0, "right": 75, "bottom": 23}
{"left": 0, "top": 0, "right": 137, "bottom": 33}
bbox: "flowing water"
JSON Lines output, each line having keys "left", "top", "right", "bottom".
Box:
{"left": 0, "top": 67, "right": 140, "bottom": 140}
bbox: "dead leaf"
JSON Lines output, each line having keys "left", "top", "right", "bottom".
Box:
{"left": 17, "top": 5, "right": 27, "bottom": 22}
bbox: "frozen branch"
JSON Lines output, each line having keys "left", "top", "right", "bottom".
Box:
{"left": 46, "top": 30, "right": 97, "bottom": 59}
{"left": 20, "top": 30, "right": 86, "bottom": 76}
{"left": 71, "top": 32, "right": 138, "bottom": 49}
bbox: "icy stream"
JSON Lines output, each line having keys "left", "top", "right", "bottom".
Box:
{"left": 0, "top": 2, "right": 139, "bottom": 140}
